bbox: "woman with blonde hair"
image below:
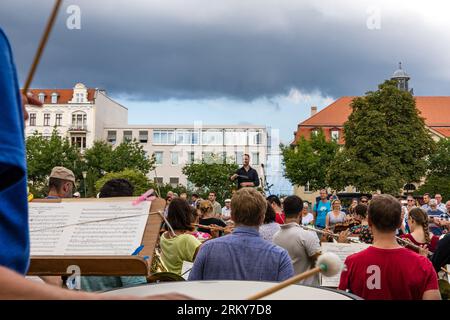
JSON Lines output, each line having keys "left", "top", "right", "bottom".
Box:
{"left": 197, "top": 200, "right": 227, "bottom": 236}
{"left": 325, "top": 199, "right": 346, "bottom": 230}
{"left": 400, "top": 207, "right": 440, "bottom": 253}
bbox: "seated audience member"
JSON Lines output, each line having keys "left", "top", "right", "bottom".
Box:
{"left": 221, "top": 199, "right": 232, "bottom": 222}
{"left": 188, "top": 188, "right": 294, "bottom": 281}
{"left": 338, "top": 194, "right": 441, "bottom": 300}
{"left": 80, "top": 179, "right": 147, "bottom": 292}
{"left": 267, "top": 195, "right": 285, "bottom": 224}
{"left": 46, "top": 166, "right": 76, "bottom": 199}
{"left": 159, "top": 198, "right": 202, "bottom": 275}
{"left": 197, "top": 200, "right": 227, "bottom": 235}
{"left": 301, "top": 202, "right": 314, "bottom": 225}
{"left": 427, "top": 199, "right": 444, "bottom": 236}
{"left": 400, "top": 208, "right": 440, "bottom": 253}
{"left": 349, "top": 204, "right": 373, "bottom": 244}
{"left": 273, "top": 196, "right": 321, "bottom": 286}
{"left": 259, "top": 202, "right": 281, "bottom": 242}
{"left": 325, "top": 199, "right": 346, "bottom": 230}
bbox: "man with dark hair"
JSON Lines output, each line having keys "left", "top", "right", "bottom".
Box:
{"left": 208, "top": 191, "right": 222, "bottom": 217}
{"left": 99, "top": 179, "right": 134, "bottom": 198}
{"left": 46, "top": 166, "right": 76, "bottom": 199}
{"left": 189, "top": 188, "right": 294, "bottom": 281}
{"left": 230, "top": 153, "right": 259, "bottom": 189}
{"left": 422, "top": 193, "right": 431, "bottom": 211}
{"left": 273, "top": 195, "right": 321, "bottom": 285}
{"left": 267, "top": 195, "right": 285, "bottom": 224}
{"left": 339, "top": 194, "right": 440, "bottom": 300}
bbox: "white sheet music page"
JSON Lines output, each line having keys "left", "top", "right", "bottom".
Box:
{"left": 320, "top": 242, "right": 370, "bottom": 287}
{"left": 29, "top": 200, "right": 151, "bottom": 256}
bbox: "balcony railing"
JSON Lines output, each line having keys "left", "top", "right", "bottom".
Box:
{"left": 68, "top": 125, "right": 87, "bottom": 132}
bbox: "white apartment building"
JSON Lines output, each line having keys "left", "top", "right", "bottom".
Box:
{"left": 103, "top": 125, "right": 269, "bottom": 187}
{"left": 25, "top": 83, "right": 270, "bottom": 188}
{"left": 25, "top": 83, "right": 128, "bottom": 149}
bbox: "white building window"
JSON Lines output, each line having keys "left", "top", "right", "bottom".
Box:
{"left": 38, "top": 93, "right": 45, "bottom": 103}
{"left": 154, "top": 177, "right": 163, "bottom": 186}
{"left": 43, "top": 113, "right": 50, "bottom": 126}
{"left": 153, "top": 130, "right": 175, "bottom": 145}
{"left": 202, "top": 130, "right": 223, "bottom": 145}
{"left": 29, "top": 113, "right": 36, "bottom": 126}
{"left": 107, "top": 130, "right": 117, "bottom": 144}
{"left": 187, "top": 151, "right": 195, "bottom": 164}
{"left": 305, "top": 181, "right": 311, "bottom": 192}
{"left": 55, "top": 113, "right": 62, "bottom": 126}
{"left": 71, "top": 136, "right": 86, "bottom": 150}
{"left": 171, "top": 152, "right": 179, "bottom": 165}
{"left": 249, "top": 131, "right": 262, "bottom": 145}
{"left": 139, "top": 131, "right": 148, "bottom": 143}
{"left": 154, "top": 151, "right": 163, "bottom": 165}
{"left": 123, "top": 130, "right": 133, "bottom": 142}
{"left": 176, "top": 130, "right": 199, "bottom": 145}
{"left": 331, "top": 130, "right": 339, "bottom": 141}
{"left": 251, "top": 152, "right": 260, "bottom": 165}
{"left": 170, "top": 177, "right": 179, "bottom": 188}
{"left": 235, "top": 151, "right": 243, "bottom": 165}
{"left": 224, "top": 131, "right": 247, "bottom": 145}
{"left": 51, "top": 93, "right": 58, "bottom": 104}
{"left": 71, "top": 112, "right": 87, "bottom": 130}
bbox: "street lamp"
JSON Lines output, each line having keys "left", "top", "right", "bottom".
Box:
{"left": 82, "top": 171, "right": 87, "bottom": 198}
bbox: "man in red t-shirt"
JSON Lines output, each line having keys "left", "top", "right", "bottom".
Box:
{"left": 338, "top": 194, "right": 440, "bottom": 300}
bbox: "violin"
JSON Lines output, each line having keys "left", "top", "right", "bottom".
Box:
{"left": 333, "top": 217, "right": 361, "bottom": 233}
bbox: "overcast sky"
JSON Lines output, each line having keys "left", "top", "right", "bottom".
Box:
{"left": 2, "top": 0, "right": 450, "bottom": 145}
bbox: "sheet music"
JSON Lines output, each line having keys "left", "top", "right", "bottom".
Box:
{"left": 181, "top": 261, "right": 194, "bottom": 280}
{"left": 29, "top": 201, "right": 151, "bottom": 255}
{"left": 320, "top": 242, "right": 370, "bottom": 287}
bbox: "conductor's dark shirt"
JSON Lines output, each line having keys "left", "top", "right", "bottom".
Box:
{"left": 235, "top": 166, "right": 259, "bottom": 189}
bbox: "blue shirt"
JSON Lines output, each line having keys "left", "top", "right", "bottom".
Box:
{"left": 0, "top": 28, "right": 30, "bottom": 274}
{"left": 188, "top": 226, "right": 294, "bottom": 281}
{"left": 314, "top": 200, "right": 331, "bottom": 228}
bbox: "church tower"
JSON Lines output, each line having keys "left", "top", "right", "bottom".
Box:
{"left": 391, "top": 62, "right": 413, "bottom": 94}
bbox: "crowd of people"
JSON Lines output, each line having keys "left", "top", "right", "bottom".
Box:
{"left": 1, "top": 25, "right": 449, "bottom": 301}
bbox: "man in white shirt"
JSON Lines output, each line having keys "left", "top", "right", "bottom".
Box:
{"left": 273, "top": 195, "right": 321, "bottom": 286}
{"left": 222, "top": 199, "right": 232, "bottom": 222}
{"left": 434, "top": 194, "right": 447, "bottom": 213}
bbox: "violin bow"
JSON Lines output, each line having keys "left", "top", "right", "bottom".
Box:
{"left": 22, "top": 0, "right": 63, "bottom": 94}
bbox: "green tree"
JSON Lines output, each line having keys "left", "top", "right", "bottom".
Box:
{"left": 26, "top": 129, "right": 84, "bottom": 197}
{"left": 95, "top": 169, "right": 152, "bottom": 196}
{"left": 417, "top": 138, "right": 450, "bottom": 200}
{"left": 110, "top": 140, "right": 155, "bottom": 174}
{"left": 281, "top": 129, "right": 339, "bottom": 191}
{"left": 83, "top": 140, "right": 155, "bottom": 197}
{"left": 327, "top": 80, "right": 435, "bottom": 194}
{"left": 182, "top": 154, "right": 238, "bottom": 203}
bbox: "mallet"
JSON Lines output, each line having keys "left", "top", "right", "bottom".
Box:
{"left": 247, "top": 252, "right": 343, "bottom": 300}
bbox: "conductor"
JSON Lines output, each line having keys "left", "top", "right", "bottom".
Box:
{"left": 230, "top": 153, "right": 260, "bottom": 189}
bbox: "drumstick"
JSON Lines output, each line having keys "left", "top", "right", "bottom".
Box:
{"left": 22, "top": 0, "right": 63, "bottom": 94}
{"left": 247, "top": 252, "right": 342, "bottom": 300}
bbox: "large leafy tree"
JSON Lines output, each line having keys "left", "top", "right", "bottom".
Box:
{"left": 182, "top": 154, "right": 238, "bottom": 203}
{"left": 281, "top": 129, "right": 339, "bottom": 191}
{"left": 327, "top": 80, "right": 435, "bottom": 194}
{"left": 417, "top": 138, "right": 450, "bottom": 200}
{"left": 26, "top": 129, "right": 84, "bottom": 197}
{"left": 95, "top": 169, "right": 153, "bottom": 196}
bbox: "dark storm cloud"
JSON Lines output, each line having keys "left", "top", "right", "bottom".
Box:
{"left": 1, "top": 0, "right": 449, "bottom": 101}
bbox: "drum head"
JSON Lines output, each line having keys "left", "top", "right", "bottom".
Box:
{"left": 104, "top": 280, "right": 359, "bottom": 300}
